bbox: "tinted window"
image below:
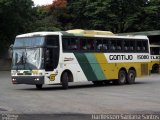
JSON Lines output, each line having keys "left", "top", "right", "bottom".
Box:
{"left": 109, "top": 40, "right": 116, "bottom": 51}
{"left": 116, "top": 40, "right": 122, "bottom": 51}
{"left": 63, "top": 37, "right": 79, "bottom": 50}
{"left": 123, "top": 40, "right": 136, "bottom": 52}
{"left": 96, "top": 39, "right": 103, "bottom": 51}
{"left": 80, "top": 38, "right": 94, "bottom": 51}
{"left": 136, "top": 40, "right": 148, "bottom": 52}
{"left": 46, "top": 35, "right": 59, "bottom": 47}
{"left": 151, "top": 47, "right": 160, "bottom": 55}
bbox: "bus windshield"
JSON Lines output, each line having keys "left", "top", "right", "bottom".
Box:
{"left": 12, "top": 36, "right": 45, "bottom": 70}
{"left": 12, "top": 48, "right": 42, "bottom": 70}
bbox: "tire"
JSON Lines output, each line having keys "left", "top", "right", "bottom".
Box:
{"left": 152, "top": 64, "right": 159, "bottom": 73}
{"left": 114, "top": 70, "right": 127, "bottom": 85}
{"left": 61, "top": 72, "right": 69, "bottom": 89}
{"left": 127, "top": 70, "right": 136, "bottom": 84}
{"left": 36, "top": 84, "right": 43, "bottom": 89}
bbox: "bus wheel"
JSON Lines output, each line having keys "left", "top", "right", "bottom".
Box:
{"left": 127, "top": 70, "right": 136, "bottom": 84}
{"left": 36, "top": 84, "right": 43, "bottom": 89}
{"left": 152, "top": 64, "right": 159, "bottom": 73}
{"left": 61, "top": 72, "right": 69, "bottom": 89}
{"left": 116, "top": 70, "right": 127, "bottom": 85}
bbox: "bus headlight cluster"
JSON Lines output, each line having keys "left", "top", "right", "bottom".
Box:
{"left": 12, "top": 78, "right": 16, "bottom": 81}
{"left": 12, "top": 71, "right": 17, "bottom": 76}
{"left": 34, "top": 78, "right": 40, "bottom": 81}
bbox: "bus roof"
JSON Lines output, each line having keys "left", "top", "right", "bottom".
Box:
{"left": 16, "top": 32, "right": 61, "bottom": 38}
{"left": 150, "top": 44, "right": 160, "bottom": 47}
{"left": 16, "top": 30, "right": 148, "bottom": 40}
{"left": 66, "top": 29, "right": 114, "bottom": 36}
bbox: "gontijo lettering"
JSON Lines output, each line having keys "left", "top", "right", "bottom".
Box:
{"left": 109, "top": 55, "right": 133, "bottom": 60}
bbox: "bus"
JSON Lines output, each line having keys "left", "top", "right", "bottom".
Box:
{"left": 150, "top": 44, "right": 160, "bottom": 73}
{"left": 11, "top": 29, "right": 151, "bottom": 89}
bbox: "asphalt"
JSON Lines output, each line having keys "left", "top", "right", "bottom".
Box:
{"left": 0, "top": 71, "right": 160, "bottom": 119}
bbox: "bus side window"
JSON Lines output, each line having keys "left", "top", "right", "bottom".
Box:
{"left": 123, "top": 41, "right": 129, "bottom": 51}
{"left": 110, "top": 40, "right": 116, "bottom": 52}
{"left": 69, "top": 38, "right": 78, "bottom": 50}
{"left": 96, "top": 39, "right": 103, "bottom": 51}
{"left": 62, "top": 38, "right": 68, "bottom": 50}
{"left": 116, "top": 40, "right": 122, "bottom": 51}
{"left": 136, "top": 41, "right": 145, "bottom": 52}
{"left": 117, "top": 46, "right": 121, "bottom": 50}
{"left": 137, "top": 46, "right": 141, "bottom": 51}
{"left": 80, "top": 38, "right": 94, "bottom": 51}
{"left": 129, "top": 40, "right": 136, "bottom": 52}
{"left": 142, "top": 40, "right": 148, "bottom": 52}
{"left": 63, "top": 37, "right": 78, "bottom": 51}
{"left": 151, "top": 48, "right": 154, "bottom": 55}
{"left": 103, "top": 39, "right": 108, "bottom": 51}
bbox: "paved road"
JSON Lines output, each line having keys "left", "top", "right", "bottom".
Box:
{"left": 0, "top": 71, "right": 160, "bottom": 119}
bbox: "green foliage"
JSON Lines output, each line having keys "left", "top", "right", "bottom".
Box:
{"left": 1, "top": 0, "right": 160, "bottom": 56}
{"left": 0, "top": 0, "right": 34, "bottom": 55}
{"left": 67, "top": 0, "right": 160, "bottom": 33}
{"left": 142, "top": 0, "right": 160, "bottom": 30}
{"left": 31, "top": 6, "right": 62, "bottom": 31}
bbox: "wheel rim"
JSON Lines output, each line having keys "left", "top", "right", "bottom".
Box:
{"left": 129, "top": 72, "right": 134, "bottom": 81}
{"left": 120, "top": 72, "right": 126, "bottom": 83}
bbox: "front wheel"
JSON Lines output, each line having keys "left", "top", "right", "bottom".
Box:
{"left": 61, "top": 72, "right": 69, "bottom": 89}
{"left": 36, "top": 84, "right": 43, "bottom": 89}
{"left": 127, "top": 70, "right": 136, "bottom": 84}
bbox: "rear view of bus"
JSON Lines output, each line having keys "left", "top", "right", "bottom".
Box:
{"left": 11, "top": 32, "right": 60, "bottom": 89}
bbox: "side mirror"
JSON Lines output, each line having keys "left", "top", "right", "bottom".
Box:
{"left": 9, "top": 44, "right": 13, "bottom": 59}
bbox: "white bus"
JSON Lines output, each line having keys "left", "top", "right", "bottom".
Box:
{"left": 11, "top": 30, "right": 151, "bottom": 89}
{"left": 150, "top": 44, "right": 160, "bottom": 73}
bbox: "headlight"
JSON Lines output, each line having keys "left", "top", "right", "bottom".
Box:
{"left": 11, "top": 71, "right": 17, "bottom": 76}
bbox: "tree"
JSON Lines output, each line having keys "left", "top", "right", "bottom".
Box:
{"left": 0, "top": 0, "right": 34, "bottom": 56}
{"left": 141, "top": 0, "right": 160, "bottom": 30}
{"left": 67, "top": 0, "right": 160, "bottom": 33}
{"left": 50, "top": 0, "right": 73, "bottom": 30}
{"left": 31, "top": 5, "right": 62, "bottom": 31}
{"left": 31, "top": 0, "right": 70, "bottom": 31}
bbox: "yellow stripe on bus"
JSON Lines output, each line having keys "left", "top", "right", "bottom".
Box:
{"left": 94, "top": 53, "right": 118, "bottom": 80}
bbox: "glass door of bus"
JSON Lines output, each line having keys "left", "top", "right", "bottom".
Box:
{"left": 44, "top": 35, "right": 60, "bottom": 84}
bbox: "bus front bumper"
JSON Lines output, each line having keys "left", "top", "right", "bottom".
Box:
{"left": 12, "top": 76, "right": 44, "bottom": 85}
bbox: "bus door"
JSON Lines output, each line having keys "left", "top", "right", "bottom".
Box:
{"left": 44, "top": 36, "right": 60, "bottom": 84}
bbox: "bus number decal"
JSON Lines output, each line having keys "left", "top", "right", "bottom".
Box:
{"left": 137, "top": 55, "right": 149, "bottom": 60}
